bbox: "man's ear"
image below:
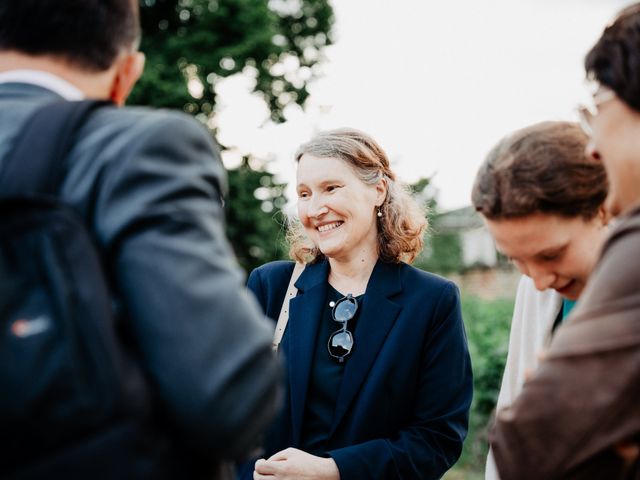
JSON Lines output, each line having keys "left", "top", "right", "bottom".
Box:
{"left": 109, "top": 51, "right": 145, "bottom": 106}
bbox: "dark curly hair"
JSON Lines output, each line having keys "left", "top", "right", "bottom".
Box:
{"left": 0, "top": 0, "right": 140, "bottom": 71}
{"left": 472, "top": 121, "right": 608, "bottom": 220}
{"left": 585, "top": 3, "right": 640, "bottom": 112}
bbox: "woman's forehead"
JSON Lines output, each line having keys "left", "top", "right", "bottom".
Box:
{"left": 486, "top": 214, "right": 583, "bottom": 255}
{"left": 296, "top": 154, "right": 357, "bottom": 182}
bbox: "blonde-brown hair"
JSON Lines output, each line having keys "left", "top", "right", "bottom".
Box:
{"left": 472, "top": 121, "right": 607, "bottom": 220}
{"left": 288, "top": 128, "right": 427, "bottom": 264}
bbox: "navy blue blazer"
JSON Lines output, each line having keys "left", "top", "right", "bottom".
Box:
{"left": 244, "top": 259, "right": 473, "bottom": 479}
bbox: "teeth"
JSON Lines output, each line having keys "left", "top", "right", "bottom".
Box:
{"left": 318, "top": 222, "right": 342, "bottom": 233}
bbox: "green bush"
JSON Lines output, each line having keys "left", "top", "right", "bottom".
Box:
{"left": 445, "top": 295, "right": 513, "bottom": 478}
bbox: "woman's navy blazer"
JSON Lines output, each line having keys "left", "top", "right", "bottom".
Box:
{"left": 245, "top": 258, "right": 473, "bottom": 479}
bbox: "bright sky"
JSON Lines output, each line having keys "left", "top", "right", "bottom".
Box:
{"left": 215, "top": 0, "right": 636, "bottom": 211}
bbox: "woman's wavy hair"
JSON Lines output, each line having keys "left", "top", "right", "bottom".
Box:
{"left": 288, "top": 128, "right": 427, "bottom": 264}
{"left": 471, "top": 121, "right": 608, "bottom": 220}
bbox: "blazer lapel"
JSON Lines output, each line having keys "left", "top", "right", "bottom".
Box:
{"left": 285, "top": 259, "right": 329, "bottom": 445}
{"left": 330, "top": 261, "right": 403, "bottom": 435}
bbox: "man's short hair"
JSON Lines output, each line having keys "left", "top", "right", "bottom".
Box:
{"left": 0, "top": 0, "right": 140, "bottom": 72}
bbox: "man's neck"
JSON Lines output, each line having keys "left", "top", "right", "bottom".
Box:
{"left": 0, "top": 51, "right": 113, "bottom": 99}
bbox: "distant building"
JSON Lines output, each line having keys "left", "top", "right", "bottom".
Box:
{"left": 431, "top": 206, "right": 519, "bottom": 300}
{"left": 435, "top": 206, "right": 499, "bottom": 268}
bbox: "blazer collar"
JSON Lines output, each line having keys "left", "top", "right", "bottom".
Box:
{"left": 294, "top": 258, "right": 329, "bottom": 292}
{"left": 285, "top": 259, "right": 404, "bottom": 443}
{"left": 286, "top": 259, "right": 330, "bottom": 444}
{"left": 330, "top": 260, "right": 403, "bottom": 434}
{"left": 294, "top": 257, "right": 403, "bottom": 296}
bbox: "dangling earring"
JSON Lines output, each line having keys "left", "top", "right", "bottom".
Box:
{"left": 377, "top": 208, "right": 383, "bottom": 218}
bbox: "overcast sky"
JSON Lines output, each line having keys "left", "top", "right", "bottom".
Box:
{"left": 215, "top": 0, "right": 636, "bottom": 211}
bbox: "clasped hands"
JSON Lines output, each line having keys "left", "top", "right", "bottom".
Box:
{"left": 253, "top": 447, "right": 340, "bottom": 480}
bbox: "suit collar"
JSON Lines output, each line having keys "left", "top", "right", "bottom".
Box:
{"left": 295, "top": 258, "right": 403, "bottom": 296}
{"left": 294, "top": 258, "right": 329, "bottom": 292}
{"left": 285, "top": 258, "right": 405, "bottom": 443}
{"left": 0, "top": 82, "right": 64, "bottom": 101}
{"left": 286, "top": 259, "right": 329, "bottom": 444}
{"left": 329, "top": 260, "right": 403, "bottom": 434}
{"left": 0, "top": 70, "right": 83, "bottom": 100}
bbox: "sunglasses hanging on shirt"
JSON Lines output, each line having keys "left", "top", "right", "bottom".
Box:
{"left": 328, "top": 293, "right": 357, "bottom": 363}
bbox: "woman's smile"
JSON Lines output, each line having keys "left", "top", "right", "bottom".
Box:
{"left": 317, "top": 221, "right": 344, "bottom": 233}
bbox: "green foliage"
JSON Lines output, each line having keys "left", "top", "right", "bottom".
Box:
{"left": 226, "top": 158, "right": 288, "bottom": 272}
{"left": 451, "top": 295, "right": 513, "bottom": 476}
{"left": 132, "top": 0, "right": 334, "bottom": 122}
{"left": 132, "top": 0, "right": 334, "bottom": 271}
{"left": 407, "top": 176, "right": 466, "bottom": 274}
{"left": 416, "top": 231, "right": 464, "bottom": 274}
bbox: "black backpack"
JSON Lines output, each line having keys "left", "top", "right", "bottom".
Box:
{"left": 0, "top": 101, "right": 153, "bottom": 477}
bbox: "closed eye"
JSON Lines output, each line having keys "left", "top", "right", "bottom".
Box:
{"left": 537, "top": 248, "right": 566, "bottom": 262}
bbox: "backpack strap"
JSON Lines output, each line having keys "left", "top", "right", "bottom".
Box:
{"left": 0, "top": 99, "right": 109, "bottom": 197}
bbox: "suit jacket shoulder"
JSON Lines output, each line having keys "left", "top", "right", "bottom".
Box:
{"left": 396, "top": 262, "right": 461, "bottom": 323}
{"left": 0, "top": 85, "right": 282, "bottom": 460}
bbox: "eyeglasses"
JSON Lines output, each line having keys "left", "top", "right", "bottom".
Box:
{"left": 577, "top": 88, "right": 616, "bottom": 136}
{"left": 327, "top": 293, "right": 357, "bottom": 363}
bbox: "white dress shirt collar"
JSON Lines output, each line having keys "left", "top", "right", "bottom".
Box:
{"left": 0, "top": 69, "right": 84, "bottom": 100}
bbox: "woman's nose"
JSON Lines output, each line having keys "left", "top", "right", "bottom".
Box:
{"left": 309, "top": 197, "right": 328, "bottom": 217}
{"left": 585, "top": 140, "right": 601, "bottom": 160}
{"left": 530, "top": 267, "right": 556, "bottom": 292}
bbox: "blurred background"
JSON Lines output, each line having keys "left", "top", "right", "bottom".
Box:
{"left": 132, "top": 1, "right": 636, "bottom": 477}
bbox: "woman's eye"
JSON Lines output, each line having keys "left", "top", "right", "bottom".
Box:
{"left": 538, "top": 251, "right": 561, "bottom": 262}
{"left": 298, "top": 191, "right": 309, "bottom": 198}
{"left": 326, "top": 185, "right": 339, "bottom": 192}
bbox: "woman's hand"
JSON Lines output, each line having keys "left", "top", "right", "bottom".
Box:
{"left": 253, "top": 447, "right": 340, "bottom": 480}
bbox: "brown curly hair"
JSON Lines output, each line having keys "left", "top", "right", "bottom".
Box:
{"left": 289, "top": 128, "right": 427, "bottom": 264}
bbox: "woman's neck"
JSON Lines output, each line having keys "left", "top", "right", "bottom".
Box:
{"left": 327, "top": 249, "right": 379, "bottom": 296}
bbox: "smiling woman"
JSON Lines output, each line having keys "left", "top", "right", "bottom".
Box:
{"left": 471, "top": 120, "right": 610, "bottom": 479}
{"left": 239, "top": 128, "right": 473, "bottom": 480}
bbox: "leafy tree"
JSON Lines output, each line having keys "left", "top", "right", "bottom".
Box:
{"left": 131, "top": 0, "right": 334, "bottom": 271}
{"left": 226, "top": 157, "right": 288, "bottom": 272}
{"left": 409, "top": 177, "right": 465, "bottom": 274}
{"left": 133, "top": 0, "right": 333, "bottom": 122}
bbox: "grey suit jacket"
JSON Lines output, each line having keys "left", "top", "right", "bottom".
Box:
{"left": 0, "top": 83, "right": 281, "bottom": 475}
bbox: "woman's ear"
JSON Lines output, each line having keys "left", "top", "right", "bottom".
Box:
{"left": 375, "top": 176, "right": 388, "bottom": 207}
{"left": 598, "top": 204, "right": 612, "bottom": 227}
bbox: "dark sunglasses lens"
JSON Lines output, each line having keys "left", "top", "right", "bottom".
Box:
{"left": 334, "top": 298, "right": 357, "bottom": 322}
{"left": 328, "top": 330, "right": 353, "bottom": 358}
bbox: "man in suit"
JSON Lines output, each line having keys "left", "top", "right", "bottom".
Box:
{"left": 490, "top": 4, "right": 640, "bottom": 479}
{"left": 0, "top": 1, "right": 281, "bottom": 478}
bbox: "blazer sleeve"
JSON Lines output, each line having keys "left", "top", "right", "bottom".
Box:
{"left": 91, "top": 111, "right": 282, "bottom": 459}
{"left": 328, "top": 282, "right": 473, "bottom": 479}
